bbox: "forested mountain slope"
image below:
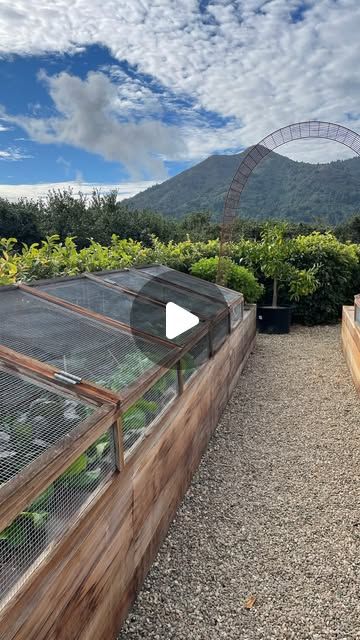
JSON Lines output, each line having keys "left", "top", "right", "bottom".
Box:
{"left": 126, "top": 151, "right": 360, "bottom": 223}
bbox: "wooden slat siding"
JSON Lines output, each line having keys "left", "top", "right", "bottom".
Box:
{"left": 342, "top": 306, "right": 360, "bottom": 393}
{"left": 0, "top": 345, "right": 120, "bottom": 407}
{"left": 0, "top": 306, "right": 256, "bottom": 640}
{"left": 0, "top": 406, "right": 119, "bottom": 533}
{"left": 342, "top": 308, "right": 360, "bottom": 391}
{"left": 134, "top": 311, "right": 257, "bottom": 596}
{"left": 18, "top": 282, "right": 180, "bottom": 353}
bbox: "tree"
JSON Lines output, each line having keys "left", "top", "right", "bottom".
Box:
{"left": 254, "top": 222, "right": 318, "bottom": 307}
{"left": 0, "top": 198, "right": 41, "bottom": 246}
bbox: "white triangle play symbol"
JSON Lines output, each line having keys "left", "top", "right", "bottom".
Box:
{"left": 166, "top": 302, "right": 199, "bottom": 339}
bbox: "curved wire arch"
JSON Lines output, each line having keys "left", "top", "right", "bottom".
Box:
{"left": 217, "top": 120, "right": 360, "bottom": 282}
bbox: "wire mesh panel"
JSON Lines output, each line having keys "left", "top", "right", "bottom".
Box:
{"left": 182, "top": 335, "right": 210, "bottom": 383}
{"left": 140, "top": 265, "right": 241, "bottom": 305}
{"left": 98, "top": 270, "right": 226, "bottom": 319}
{"left": 0, "top": 289, "right": 172, "bottom": 394}
{"left": 212, "top": 315, "right": 230, "bottom": 354}
{"left": 122, "top": 368, "right": 178, "bottom": 454}
{"left": 36, "top": 278, "right": 194, "bottom": 346}
{"left": 37, "top": 278, "right": 163, "bottom": 338}
{"left": 230, "top": 300, "right": 244, "bottom": 330}
{"left": 0, "top": 370, "right": 94, "bottom": 486}
{"left": 0, "top": 428, "right": 116, "bottom": 603}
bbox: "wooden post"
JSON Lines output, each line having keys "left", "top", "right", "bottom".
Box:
{"left": 114, "top": 416, "right": 125, "bottom": 470}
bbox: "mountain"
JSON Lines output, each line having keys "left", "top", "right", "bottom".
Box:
{"left": 125, "top": 151, "right": 360, "bottom": 224}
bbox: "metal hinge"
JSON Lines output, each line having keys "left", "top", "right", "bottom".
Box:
{"left": 54, "top": 371, "right": 82, "bottom": 385}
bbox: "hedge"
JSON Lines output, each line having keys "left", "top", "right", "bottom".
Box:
{"left": 1, "top": 232, "right": 359, "bottom": 325}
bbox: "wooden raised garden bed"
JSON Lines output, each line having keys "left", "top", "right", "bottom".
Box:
{"left": 0, "top": 265, "right": 256, "bottom": 639}
{"left": 342, "top": 297, "right": 360, "bottom": 393}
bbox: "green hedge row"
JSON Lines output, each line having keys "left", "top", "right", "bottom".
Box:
{"left": 1, "top": 232, "right": 359, "bottom": 325}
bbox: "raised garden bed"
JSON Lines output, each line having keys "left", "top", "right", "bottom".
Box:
{"left": 342, "top": 297, "right": 360, "bottom": 393}
{"left": 0, "top": 266, "right": 255, "bottom": 639}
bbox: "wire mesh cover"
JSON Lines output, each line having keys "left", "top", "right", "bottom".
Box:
{"left": 212, "top": 315, "right": 230, "bottom": 353}
{"left": 182, "top": 335, "right": 210, "bottom": 382}
{"left": 0, "top": 289, "right": 171, "bottom": 393}
{"left": 141, "top": 265, "right": 241, "bottom": 304}
{"left": 123, "top": 368, "right": 178, "bottom": 454}
{"left": 37, "top": 278, "right": 169, "bottom": 341}
{"left": 230, "top": 300, "right": 243, "bottom": 329}
{"left": 0, "top": 428, "right": 116, "bottom": 603}
{"left": 37, "top": 277, "right": 194, "bottom": 346}
{"left": 98, "top": 269, "right": 226, "bottom": 319}
{"left": 0, "top": 370, "right": 94, "bottom": 486}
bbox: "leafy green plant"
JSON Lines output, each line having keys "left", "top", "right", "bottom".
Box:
{"left": 123, "top": 397, "right": 159, "bottom": 432}
{"left": 0, "top": 511, "right": 49, "bottom": 548}
{"left": 87, "top": 432, "right": 110, "bottom": 464}
{"left": 57, "top": 432, "right": 110, "bottom": 490}
{"left": 190, "top": 256, "right": 264, "bottom": 303}
{"left": 289, "top": 232, "right": 360, "bottom": 324}
{"left": 101, "top": 353, "right": 155, "bottom": 392}
{"left": 123, "top": 406, "right": 147, "bottom": 431}
{"left": 181, "top": 352, "right": 196, "bottom": 372}
{"left": 29, "top": 484, "right": 54, "bottom": 511}
{"left": 253, "top": 223, "right": 318, "bottom": 307}
{"left": 0, "top": 228, "right": 359, "bottom": 325}
{"left": 0, "top": 481, "right": 52, "bottom": 548}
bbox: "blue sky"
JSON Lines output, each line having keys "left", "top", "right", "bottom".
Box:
{"left": 0, "top": 0, "right": 359, "bottom": 200}
{"left": 0, "top": 46, "right": 198, "bottom": 187}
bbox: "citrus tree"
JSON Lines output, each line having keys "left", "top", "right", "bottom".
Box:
{"left": 254, "top": 223, "right": 318, "bottom": 307}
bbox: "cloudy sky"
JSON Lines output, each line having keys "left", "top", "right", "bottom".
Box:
{"left": 0, "top": 0, "right": 359, "bottom": 200}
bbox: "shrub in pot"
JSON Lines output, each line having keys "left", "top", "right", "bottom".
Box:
{"left": 254, "top": 223, "right": 318, "bottom": 333}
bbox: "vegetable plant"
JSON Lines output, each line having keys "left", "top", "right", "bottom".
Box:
{"left": 0, "top": 511, "right": 49, "bottom": 548}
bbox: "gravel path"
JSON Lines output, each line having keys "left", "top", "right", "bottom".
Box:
{"left": 119, "top": 325, "right": 360, "bottom": 640}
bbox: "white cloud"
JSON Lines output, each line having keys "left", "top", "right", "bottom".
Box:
{"left": 0, "top": 147, "right": 33, "bottom": 161}
{"left": 1, "top": 71, "right": 186, "bottom": 178}
{"left": 0, "top": 0, "right": 360, "bottom": 165}
{"left": 56, "top": 155, "right": 71, "bottom": 174}
{"left": 0, "top": 180, "right": 157, "bottom": 202}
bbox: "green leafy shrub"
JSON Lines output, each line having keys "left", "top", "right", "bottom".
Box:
{"left": 1, "top": 230, "right": 359, "bottom": 325}
{"left": 190, "top": 256, "right": 264, "bottom": 303}
{"left": 288, "top": 233, "right": 359, "bottom": 324}
{"left": 251, "top": 223, "right": 319, "bottom": 307}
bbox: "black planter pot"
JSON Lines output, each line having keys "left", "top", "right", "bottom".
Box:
{"left": 257, "top": 305, "right": 292, "bottom": 334}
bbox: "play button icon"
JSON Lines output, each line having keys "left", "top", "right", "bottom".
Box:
{"left": 127, "top": 266, "right": 228, "bottom": 372}
{"left": 165, "top": 302, "right": 199, "bottom": 340}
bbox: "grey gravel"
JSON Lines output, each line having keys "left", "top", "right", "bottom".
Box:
{"left": 118, "top": 325, "right": 360, "bottom": 640}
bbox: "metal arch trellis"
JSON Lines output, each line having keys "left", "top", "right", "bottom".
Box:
{"left": 217, "top": 120, "right": 360, "bottom": 283}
